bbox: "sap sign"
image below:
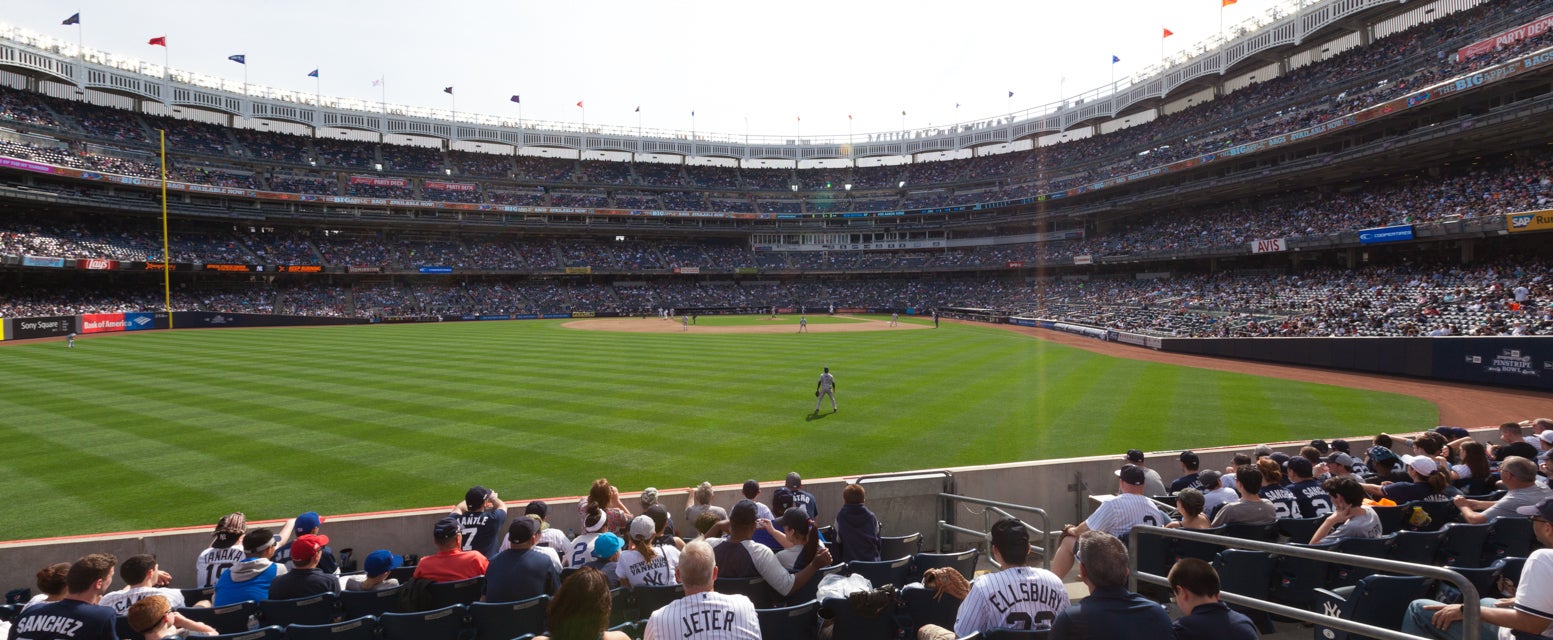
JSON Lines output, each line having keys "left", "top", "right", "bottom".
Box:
{"left": 1358, "top": 225, "right": 1414, "bottom": 245}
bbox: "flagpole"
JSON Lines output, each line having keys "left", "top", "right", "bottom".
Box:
{"left": 76, "top": 22, "right": 84, "bottom": 63}
{"left": 159, "top": 129, "right": 172, "bottom": 327}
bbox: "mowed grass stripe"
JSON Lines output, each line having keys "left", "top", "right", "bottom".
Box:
{"left": 1, "top": 320, "right": 1437, "bottom": 539}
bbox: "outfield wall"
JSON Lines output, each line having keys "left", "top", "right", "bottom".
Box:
{"left": 0, "top": 431, "right": 1452, "bottom": 594}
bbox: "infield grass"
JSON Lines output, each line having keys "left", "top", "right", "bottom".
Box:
{"left": 0, "top": 319, "right": 1437, "bottom": 539}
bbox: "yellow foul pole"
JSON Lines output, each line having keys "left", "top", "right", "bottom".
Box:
{"left": 160, "top": 129, "right": 172, "bottom": 328}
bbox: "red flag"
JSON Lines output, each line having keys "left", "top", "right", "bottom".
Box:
{"left": 148, "top": 36, "right": 167, "bottom": 47}
{"left": 848, "top": 114, "right": 852, "bottom": 120}
{"left": 1162, "top": 27, "right": 1174, "bottom": 38}
{"left": 576, "top": 100, "right": 583, "bottom": 108}
{"left": 1222, "top": 0, "right": 1236, "bottom": 5}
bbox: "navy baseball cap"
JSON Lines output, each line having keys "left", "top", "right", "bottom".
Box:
{"left": 433, "top": 516, "right": 461, "bottom": 538}
{"left": 1516, "top": 497, "right": 1553, "bottom": 521}
{"left": 465, "top": 486, "right": 492, "bottom": 510}
{"left": 1125, "top": 449, "right": 1146, "bottom": 463}
{"left": 507, "top": 516, "right": 539, "bottom": 544}
{"left": 731, "top": 499, "right": 759, "bottom": 526}
{"left": 1287, "top": 457, "right": 1314, "bottom": 478}
{"left": 772, "top": 487, "right": 794, "bottom": 513}
{"left": 1116, "top": 464, "right": 1147, "bottom": 486}
{"left": 1368, "top": 446, "right": 1399, "bottom": 464}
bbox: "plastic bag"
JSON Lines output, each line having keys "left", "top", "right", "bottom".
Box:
{"left": 816, "top": 572, "right": 872, "bottom": 602}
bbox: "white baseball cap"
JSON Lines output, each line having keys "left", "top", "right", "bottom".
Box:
{"left": 629, "top": 515, "right": 656, "bottom": 542}
{"left": 1400, "top": 454, "right": 1438, "bottom": 476}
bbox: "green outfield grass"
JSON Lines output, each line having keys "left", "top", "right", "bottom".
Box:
{"left": 684, "top": 314, "right": 867, "bottom": 326}
{"left": 0, "top": 320, "right": 1437, "bottom": 539}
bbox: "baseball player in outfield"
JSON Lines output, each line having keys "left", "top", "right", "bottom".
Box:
{"left": 643, "top": 540, "right": 760, "bottom": 640}
{"left": 890, "top": 312, "right": 899, "bottom": 326}
{"left": 814, "top": 367, "right": 836, "bottom": 413}
{"left": 797, "top": 316, "right": 808, "bottom": 333}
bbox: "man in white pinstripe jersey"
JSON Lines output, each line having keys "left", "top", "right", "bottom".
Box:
{"left": 643, "top": 539, "right": 761, "bottom": 640}
{"left": 1049, "top": 463, "right": 1168, "bottom": 581}
{"left": 917, "top": 517, "right": 1069, "bottom": 639}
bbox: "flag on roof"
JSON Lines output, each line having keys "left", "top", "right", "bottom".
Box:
{"left": 228, "top": 54, "right": 245, "bottom": 64}
{"left": 1222, "top": 0, "right": 1237, "bottom": 6}
{"left": 148, "top": 36, "right": 166, "bottom": 47}
{"left": 577, "top": 100, "right": 583, "bottom": 108}
{"left": 62, "top": 13, "right": 80, "bottom": 26}
{"left": 1162, "top": 27, "right": 1174, "bottom": 38}
{"left": 308, "top": 69, "right": 319, "bottom": 78}
{"left": 372, "top": 78, "right": 381, "bottom": 87}
{"left": 1008, "top": 91, "right": 1014, "bottom": 98}
{"left": 510, "top": 95, "right": 520, "bottom": 103}
{"left": 1113, "top": 55, "right": 1120, "bottom": 63}
{"left": 443, "top": 86, "right": 453, "bottom": 94}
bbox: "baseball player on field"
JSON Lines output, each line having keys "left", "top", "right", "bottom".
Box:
{"left": 890, "top": 312, "right": 899, "bottom": 327}
{"left": 642, "top": 540, "right": 760, "bottom": 640}
{"left": 814, "top": 367, "right": 836, "bottom": 413}
{"left": 798, "top": 316, "right": 808, "bottom": 333}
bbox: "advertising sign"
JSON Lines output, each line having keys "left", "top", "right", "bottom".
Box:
{"left": 1250, "top": 238, "right": 1287, "bottom": 253}
{"left": 1507, "top": 210, "right": 1553, "bottom": 233}
{"left": 1357, "top": 225, "right": 1414, "bottom": 245}
{"left": 10, "top": 316, "right": 74, "bottom": 339}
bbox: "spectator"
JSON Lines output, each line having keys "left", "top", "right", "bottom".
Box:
{"left": 22, "top": 563, "right": 69, "bottom": 612}
{"left": 833, "top": 483, "right": 881, "bottom": 563}
{"left": 785, "top": 472, "right": 819, "bottom": 519}
{"left": 1213, "top": 466, "right": 1277, "bottom": 526}
{"left": 708, "top": 499, "right": 832, "bottom": 599}
{"left": 1198, "top": 470, "right": 1238, "bottom": 521}
{"left": 566, "top": 508, "right": 609, "bottom": 568}
{"left": 100, "top": 554, "right": 191, "bottom": 616}
{"left": 214, "top": 528, "right": 288, "bottom": 606}
{"left": 1454, "top": 456, "right": 1550, "bottom": 524}
{"left": 918, "top": 517, "right": 1068, "bottom": 639}
{"left": 1361, "top": 455, "right": 1462, "bottom": 503}
{"left": 453, "top": 485, "right": 508, "bottom": 559}
{"left": 269, "top": 534, "right": 341, "bottom": 600}
{"left": 741, "top": 479, "right": 784, "bottom": 553}
{"left": 1168, "top": 558, "right": 1259, "bottom": 640}
{"left": 1324, "top": 452, "right": 1360, "bottom": 479}
{"left": 1309, "top": 476, "right": 1383, "bottom": 544}
{"left": 1170, "top": 451, "right": 1204, "bottom": 493}
{"left": 195, "top": 512, "right": 249, "bottom": 589}
{"left": 1126, "top": 449, "right": 1170, "bottom": 497}
{"left": 1050, "top": 532, "right": 1174, "bottom": 640}
{"left": 1448, "top": 441, "right": 1495, "bottom": 495}
{"left": 616, "top": 515, "right": 680, "bottom": 590}
{"left": 1052, "top": 464, "right": 1169, "bottom": 580}
{"left": 345, "top": 550, "right": 403, "bottom": 591}
{"left": 1256, "top": 458, "right": 1299, "bottom": 519}
{"left": 1166, "top": 489, "right": 1211, "bottom": 530}
{"left": 524, "top": 501, "right": 573, "bottom": 562}
{"left": 774, "top": 508, "right": 818, "bottom": 571}
{"left": 276, "top": 511, "right": 338, "bottom": 574}
{"left": 533, "top": 567, "right": 631, "bottom": 640}
{"left": 9, "top": 554, "right": 119, "bottom": 640}
{"left": 484, "top": 517, "right": 559, "bottom": 603}
{"left": 582, "top": 532, "right": 624, "bottom": 589}
{"left": 413, "top": 516, "right": 490, "bottom": 582}
{"left": 1285, "top": 457, "right": 1333, "bottom": 519}
{"left": 642, "top": 540, "right": 761, "bottom": 640}
{"left": 125, "top": 594, "right": 217, "bottom": 640}
{"left": 578, "top": 479, "right": 633, "bottom": 536}
{"left": 1402, "top": 496, "right": 1553, "bottom": 639}
{"left": 686, "top": 482, "right": 728, "bottom": 524}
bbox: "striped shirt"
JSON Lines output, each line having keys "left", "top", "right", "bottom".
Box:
{"left": 953, "top": 566, "right": 1069, "bottom": 636}
{"left": 1086, "top": 493, "right": 1168, "bottom": 538}
{"left": 643, "top": 590, "right": 760, "bottom": 640}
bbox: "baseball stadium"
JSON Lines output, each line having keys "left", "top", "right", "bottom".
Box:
{"left": 1, "top": 0, "right": 1552, "bottom": 638}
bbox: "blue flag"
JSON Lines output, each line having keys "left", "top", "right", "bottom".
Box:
{"left": 1112, "top": 55, "right": 1120, "bottom": 63}
{"left": 307, "top": 68, "right": 319, "bottom": 78}
{"left": 509, "top": 95, "right": 520, "bottom": 103}
{"left": 62, "top": 13, "right": 80, "bottom": 26}
{"left": 228, "top": 54, "right": 246, "bottom": 64}
{"left": 1008, "top": 91, "right": 1014, "bottom": 98}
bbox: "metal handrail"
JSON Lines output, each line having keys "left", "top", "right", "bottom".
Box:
{"left": 935, "top": 493, "right": 1054, "bottom": 570}
{"left": 1128, "top": 525, "right": 1483, "bottom": 640}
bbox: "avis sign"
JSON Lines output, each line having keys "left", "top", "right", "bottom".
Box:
{"left": 1250, "top": 238, "right": 1287, "bottom": 254}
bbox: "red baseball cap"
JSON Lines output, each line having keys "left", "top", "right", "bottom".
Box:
{"left": 291, "top": 534, "right": 330, "bottom": 564}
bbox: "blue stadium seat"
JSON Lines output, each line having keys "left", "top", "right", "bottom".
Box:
{"left": 1173, "top": 525, "right": 1228, "bottom": 562}
{"left": 785, "top": 563, "right": 844, "bottom": 607}
{"left": 1370, "top": 504, "right": 1409, "bottom": 535}
{"left": 1441, "top": 559, "right": 1507, "bottom": 603}
{"left": 880, "top": 532, "right": 923, "bottom": 561}
{"left": 1314, "top": 575, "right": 1432, "bottom": 640}
{"left": 179, "top": 601, "right": 259, "bottom": 635}
{"left": 1271, "top": 540, "right": 1338, "bottom": 610}
{"left": 631, "top": 584, "right": 686, "bottom": 618}
{"left": 259, "top": 593, "right": 339, "bottom": 627}
{"left": 820, "top": 596, "right": 897, "bottom": 640}
{"left": 848, "top": 556, "right": 912, "bottom": 589}
{"left": 427, "top": 575, "right": 484, "bottom": 608}
{"left": 756, "top": 600, "right": 820, "bottom": 640}
{"left": 609, "top": 586, "right": 635, "bottom": 627}
{"left": 469, "top": 595, "right": 548, "bottom": 640}
{"left": 1490, "top": 517, "right": 1534, "bottom": 560}
{"left": 180, "top": 586, "right": 215, "bottom": 605}
{"left": 715, "top": 576, "right": 776, "bottom": 609}
{"left": 1129, "top": 529, "right": 1175, "bottom": 583}
{"left": 379, "top": 603, "right": 466, "bottom": 640}
{"left": 1213, "top": 549, "right": 1276, "bottom": 634}
{"left": 338, "top": 583, "right": 404, "bottom": 619}
{"left": 1220, "top": 522, "right": 1278, "bottom": 543}
{"left": 899, "top": 584, "right": 961, "bottom": 640}
{"left": 207, "top": 626, "right": 286, "bottom": 640}
{"left": 910, "top": 548, "right": 979, "bottom": 584}
{"left": 284, "top": 615, "right": 379, "bottom": 640}
{"left": 1388, "top": 529, "right": 1446, "bottom": 565}
{"left": 1413, "top": 501, "right": 1462, "bottom": 532}
{"left": 1276, "top": 516, "right": 1326, "bottom": 544}
{"left": 1438, "top": 521, "right": 1495, "bottom": 568}
{"left": 1330, "top": 534, "right": 1396, "bottom": 589}
{"left": 387, "top": 566, "right": 416, "bottom": 584}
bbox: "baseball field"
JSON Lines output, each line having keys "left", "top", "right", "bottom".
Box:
{"left": 0, "top": 315, "right": 1438, "bottom": 540}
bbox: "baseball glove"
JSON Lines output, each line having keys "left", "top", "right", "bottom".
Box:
{"left": 814, "top": 391, "right": 820, "bottom": 397}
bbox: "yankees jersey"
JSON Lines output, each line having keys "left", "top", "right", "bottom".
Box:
{"left": 1288, "top": 480, "right": 1334, "bottom": 519}
{"left": 1085, "top": 493, "right": 1168, "bottom": 538}
{"left": 643, "top": 590, "right": 761, "bottom": 640}
{"left": 953, "top": 566, "right": 1070, "bottom": 636}
{"left": 817, "top": 372, "right": 835, "bottom": 391}
{"left": 7, "top": 599, "right": 117, "bottom": 640}
{"left": 195, "top": 545, "right": 248, "bottom": 588}
{"left": 1259, "top": 485, "right": 1299, "bottom": 519}
{"left": 567, "top": 532, "right": 600, "bottom": 568}
{"left": 616, "top": 545, "right": 681, "bottom": 588}
{"left": 454, "top": 509, "right": 508, "bottom": 558}
{"left": 99, "top": 586, "right": 185, "bottom": 616}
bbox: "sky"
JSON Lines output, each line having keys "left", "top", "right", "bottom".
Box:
{"left": 4, "top": 0, "right": 1291, "bottom": 141}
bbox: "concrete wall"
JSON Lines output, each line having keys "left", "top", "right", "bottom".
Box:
{"left": 1, "top": 432, "right": 1465, "bottom": 594}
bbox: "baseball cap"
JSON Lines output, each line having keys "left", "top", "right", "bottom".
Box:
{"left": 434, "top": 516, "right": 461, "bottom": 538}
{"left": 592, "top": 532, "right": 624, "bottom": 559}
{"left": 364, "top": 550, "right": 403, "bottom": 577}
{"left": 772, "top": 487, "right": 795, "bottom": 513}
{"left": 1368, "top": 446, "right": 1400, "bottom": 464}
{"left": 1287, "top": 457, "right": 1314, "bottom": 478}
{"left": 645, "top": 504, "right": 669, "bottom": 532}
{"left": 524, "top": 501, "right": 549, "bottom": 519}
{"left": 465, "top": 486, "right": 493, "bottom": 510}
{"left": 1309, "top": 439, "right": 1329, "bottom": 454}
{"left": 1517, "top": 497, "right": 1553, "bottom": 520}
{"left": 1400, "top": 454, "right": 1438, "bottom": 476}
{"left": 1325, "top": 452, "right": 1356, "bottom": 469}
{"left": 1270, "top": 452, "right": 1291, "bottom": 465}
{"left": 508, "top": 516, "right": 539, "bottom": 544}
{"left": 1198, "top": 469, "right": 1223, "bottom": 489}
{"left": 1253, "top": 444, "right": 1274, "bottom": 458}
{"left": 1116, "top": 464, "right": 1147, "bottom": 486}
{"left": 778, "top": 507, "right": 810, "bottom": 534}
{"left": 1179, "top": 451, "right": 1199, "bottom": 465}
{"left": 639, "top": 487, "right": 659, "bottom": 507}
{"left": 786, "top": 472, "right": 803, "bottom": 489}
{"left": 214, "top": 512, "right": 246, "bottom": 537}
{"left": 128, "top": 595, "right": 172, "bottom": 634}
{"left": 1125, "top": 449, "right": 1146, "bottom": 464}
{"left": 1435, "top": 426, "right": 1471, "bottom": 440}
{"left": 295, "top": 511, "right": 323, "bottom": 534}
{"left": 1539, "top": 431, "right": 1553, "bottom": 445}
{"left": 742, "top": 479, "right": 761, "bottom": 497}
{"left": 1331, "top": 439, "right": 1351, "bottom": 453}
{"left": 291, "top": 534, "right": 330, "bottom": 564}
{"left": 731, "top": 499, "right": 759, "bottom": 526}
{"left": 629, "top": 515, "right": 657, "bottom": 542}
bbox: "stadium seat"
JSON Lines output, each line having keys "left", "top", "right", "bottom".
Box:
{"left": 259, "top": 593, "right": 339, "bottom": 627}
{"left": 1128, "top": 529, "right": 1175, "bottom": 583}
{"left": 1270, "top": 540, "right": 1338, "bottom": 610}
{"left": 379, "top": 603, "right": 466, "bottom": 640}
{"left": 179, "top": 601, "right": 260, "bottom": 635}
{"left": 427, "top": 575, "right": 484, "bottom": 608}
{"left": 880, "top": 532, "right": 923, "bottom": 561}
{"left": 609, "top": 586, "right": 635, "bottom": 627}
{"left": 785, "top": 563, "right": 844, "bottom": 606}
{"left": 207, "top": 626, "right": 286, "bottom": 640}
{"left": 1314, "top": 575, "right": 1432, "bottom": 640}
{"left": 983, "top": 630, "right": 1051, "bottom": 639}
{"left": 631, "top": 584, "right": 686, "bottom": 617}
{"left": 1329, "top": 534, "right": 1396, "bottom": 589}
{"left": 848, "top": 556, "right": 912, "bottom": 589}
{"left": 1490, "top": 517, "right": 1534, "bottom": 560}
{"left": 1173, "top": 525, "right": 1228, "bottom": 562}
{"left": 1438, "top": 521, "right": 1495, "bottom": 568}
{"left": 910, "top": 548, "right": 979, "bottom": 584}
{"left": 1413, "top": 501, "right": 1462, "bottom": 532}
{"left": 180, "top": 586, "right": 216, "bottom": 604}
{"left": 469, "top": 595, "right": 548, "bottom": 640}
{"left": 387, "top": 566, "right": 416, "bottom": 584}
{"left": 756, "top": 599, "right": 821, "bottom": 640}
{"left": 715, "top": 576, "right": 775, "bottom": 609}
{"left": 1502, "top": 557, "right": 1528, "bottom": 584}
{"left": 1388, "top": 530, "right": 1446, "bottom": 565}
{"left": 1220, "top": 522, "right": 1278, "bottom": 543}
{"left": 899, "top": 585, "right": 961, "bottom": 639}
{"left": 1370, "top": 504, "right": 1408, "bottom": 535}
{"left": 1213, "top": 549, "right": 1276, "bottom": 634}
{"left": 820, "top": 596, "right": 898, "bottom": 640}
{"left": 1440, "top": 559, "right": 1507, "bottom": 603}
{"left": 338, "top": 583, "right": 404, "bottom": 619}
{"left": 284, "top": 615, "right": 379, "bottom": 640}
{"left": 1276, "top": 516, "right": 1325, "bottom": 544}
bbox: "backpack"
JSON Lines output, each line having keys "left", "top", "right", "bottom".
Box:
{"left": 396, "top": 577, "right": 437, "bottom": 612}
